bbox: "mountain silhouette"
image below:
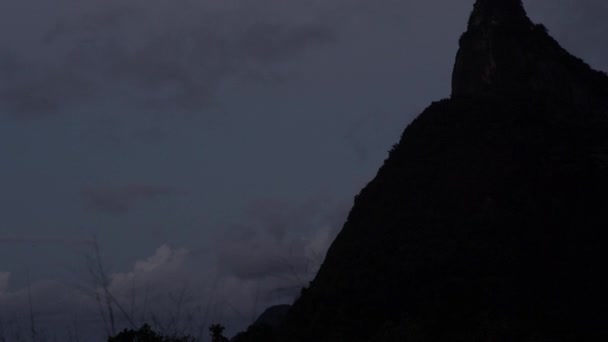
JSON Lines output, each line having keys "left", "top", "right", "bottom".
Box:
{"left": 236, "top": 0, "right": 608, "bottom": 341}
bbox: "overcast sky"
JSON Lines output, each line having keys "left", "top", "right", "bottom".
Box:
{"left": 1, "top": 0, "right": 607, "bottom": 340}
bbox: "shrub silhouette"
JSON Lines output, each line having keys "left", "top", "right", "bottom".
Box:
{"left": 209, "top": 324, "right": 229, "bottom": 342}
{"left": 108, "top": 324, "right": 195, "bottom": 342}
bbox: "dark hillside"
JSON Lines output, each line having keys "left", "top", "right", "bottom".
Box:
{"left": 237, "top": 1, "right": 608, "bottom": 340}
{"left": 283, "top": 94, "right": 608, "bottom": 341}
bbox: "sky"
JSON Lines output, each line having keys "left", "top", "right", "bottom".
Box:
{"left": 0, "top": 0, "right": 607, "bottom": 340}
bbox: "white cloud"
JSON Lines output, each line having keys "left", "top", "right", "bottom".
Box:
{"left": 108, "top": 244, "right": 190, "bottom": 294}
{"left": 0, "top": 246, "right": 196, "bottom": 342}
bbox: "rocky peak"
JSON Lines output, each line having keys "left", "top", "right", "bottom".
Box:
{"left": 468, "top": 0, "right": 529, "bottom": 28}
{"left": 452, "top": 0, "right": 606, "bottom": 104}
{"left": 452, "top": 0, "right": 537, "bottom": 98}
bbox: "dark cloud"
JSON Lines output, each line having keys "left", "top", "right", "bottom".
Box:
{"left": 0, "top": 0, "right": 335, "bottom": 118}
{"left": 0, "top": 48, "right": 87, "bottom": 117}
{"left": 0, "top": 1, "right": 604, "bottom": 117}
{"left": 80, "top": 184, "right": 178, "bottom": 214}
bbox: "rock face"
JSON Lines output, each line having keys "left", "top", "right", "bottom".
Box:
{"left": 452, "top": 0, "right": 607, "bottom": 107}
{"left": 252, "top": 305, "right": 291, "bottom": 329}
{"left": 231, "top": 305, "right": 292, "bottom": 342}
{"left": 240, "top": 1, "right": 608, "bottom": 341}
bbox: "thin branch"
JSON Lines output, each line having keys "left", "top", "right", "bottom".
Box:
{"left": 87, "top": 236, "right": 138, "bottom": 336}
{"left": 26, "top": 272, "right": 37, "bottom": 342}
{"left": 94, "top": 292, "right": 111, "bottom": 338}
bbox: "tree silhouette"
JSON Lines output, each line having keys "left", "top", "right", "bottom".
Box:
{"left": 209, "top": 324, "right": 228, "bottom": 342}
{"left": 108, "top": 324, "right": 194, "bottom": 342}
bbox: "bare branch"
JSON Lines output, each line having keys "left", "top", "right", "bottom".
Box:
{"left": 26, "top": 272, "right": 37, "bottom": 342}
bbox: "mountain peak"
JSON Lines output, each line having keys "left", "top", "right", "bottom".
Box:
{"left": 452, "top": 0, "right": 606, "bottom": 102}
{"left": 468, "top": 0, "right": 529, "bottom": 28}
{"left": 452, "top": 0, "right": 536, "bottom": 98}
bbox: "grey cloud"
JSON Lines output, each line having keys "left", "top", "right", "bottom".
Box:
{"left": 0, "top": 0, "right": 335, "bottom": 118}
{"left": 0, "top": 60, "right": 93, "bottom": 117}
{"left": 80, "top": 184, "right": 178, "bottom": 214}
{"left": 1, "top": 0, "right": 605, "bottom": 119}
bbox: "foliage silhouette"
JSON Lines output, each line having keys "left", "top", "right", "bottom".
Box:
{"left": 108, "top": 324, "right": 195, "bottom": 342}
{"left": 209, "top": 324, "right": 228, "bottom": 342}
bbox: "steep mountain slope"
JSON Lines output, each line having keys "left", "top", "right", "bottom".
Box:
{"left": 238, "top": 1, "right": 608, "bottom": 341}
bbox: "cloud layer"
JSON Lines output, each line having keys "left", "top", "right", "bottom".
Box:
{"left": 0, "top": 0, "right": 335, "bottom": 118}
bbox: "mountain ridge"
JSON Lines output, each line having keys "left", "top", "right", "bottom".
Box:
{"left": 235, "top": 1, "right": 608, "bottom": 340}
